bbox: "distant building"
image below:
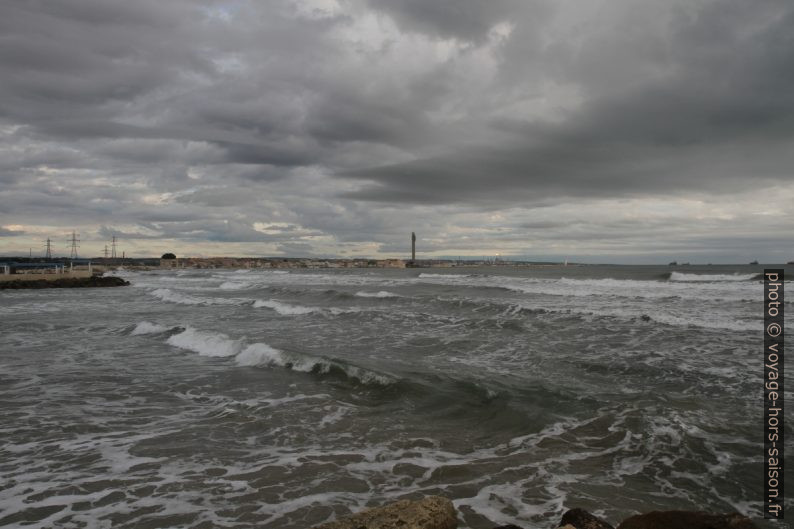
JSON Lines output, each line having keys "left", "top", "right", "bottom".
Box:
{"left": 160, "top": 256, "right": 178, "bottom": 268}
{"left": 377, "top": 259, "right": 405, "bottom": 268}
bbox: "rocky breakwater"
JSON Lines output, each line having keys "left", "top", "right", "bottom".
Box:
{"left": 312, "top": 498, "right": 759, "bottom": 529}
{"left": 314, "top": 496, "right": 457, "bottom": 529}
{"left": 0, "top": 276, "right": 130, "bottom": 289}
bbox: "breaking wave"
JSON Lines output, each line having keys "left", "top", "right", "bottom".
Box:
{"left": 355, "top": 290, "right": 401, "bottom": 298}
{"left": 218, "top": 281, "right": 251, "bottom": 290}
{"left": 166, "top": 327, "right": 244, "bottom": 357}
{"left": 236, "top": 343, "right": 395, "bottom": 385}
{"left": 418, "top": 273, "right": 472, "bottom": 278}
{"left": 149, "top": 288, "right": 245, "bottom": 306}
{"left": 162, "top": 327, "right": 395, "bottom": 385}
{"left": 130, "top": 321, "right": 171, "bottom": 335}
{"left": 668, "top": 272, "right": 759, "bottom": 282}
{"left": 252, "top": 299, "right": 319, "bottom": 315}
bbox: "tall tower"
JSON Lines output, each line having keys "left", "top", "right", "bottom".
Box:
{"left": 411, "top": 232, "right": 416, "bottom": 262}
{"left": 111, "top": 236, "right": 117, "bottom": 259}
{"left": 44, "top": 238, "right": 52, "bottom": 259}
{"left": 103, "top": 245, "right": 109, "bottom": 259}
{"left": 68, "top": 231, "right": 80, "bottom": 259}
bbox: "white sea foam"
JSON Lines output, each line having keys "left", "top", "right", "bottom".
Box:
{"left": 235, "top": 343, "right": 321, "bottom": 372}
{"left": 166, "top": 327, "right": 243, "bottom": 357}
{"left": 354, "top": 290, "right": 401, "bottom": 298}
{"left": 131, "top": 321, "right": 170, "bottom": 335}
{"left": 508, "top": 302, "right": 757, "bottom": 331}
{"left": 328, "top": 307, "right": 362, "bottom": 315}
{"left": 416, "top": 273, "right": 757, "bottom": 302}
{"left": 219, "top": 281, "right": 250, "bottom": 290}
{"left": 252, "top": 299, "right": 318, "bottom": 315}
{"left": 235, "top": 343, "right": 394, "bottom": 385}
{"left": 669, "top": 272, "right": 758, "bottom": 282}
{"left": 149, "top": 288, "right": 245, "bottom": 306}
{"left": 150, "top": 288, "right": 205, "bottom": 305}
{"left": 234, "top": 342, "right": 288, "bottom": 367}
{"left": 160, "top": 326, "right": 396, "bottom": 385}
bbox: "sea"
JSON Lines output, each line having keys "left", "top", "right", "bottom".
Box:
{"left": 0, "top": 264, "right": 791, "bottom": 528}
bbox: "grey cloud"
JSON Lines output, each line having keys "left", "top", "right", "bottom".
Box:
{"left": 341, "top": 0, "right": 794, "bottom": 204}
{"left": 364, "top": 0, "right": 535, "bottom": 42}
{"left": 0, "top": 0, "right": 792, "bottom": 261}
{"left": 275, "top": 241, "right": 325, "bottom": 257}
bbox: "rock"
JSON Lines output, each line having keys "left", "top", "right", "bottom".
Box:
{"left": 560, "top": 508, "right": 614, "bottom": 529}
{"left": 616, "top": 511, "right": 757, "bottom": 529}
{"left": 0, "top": 276, "right": 130, "bottom": 289}
{"left": 640, "top": 314, "right": 651, "bottom": 322}
{"left": 313, "top": 496, "right": 457, "bottom": 529}
{"left": 493, "top": 525, "right": 525, "bottom": 529}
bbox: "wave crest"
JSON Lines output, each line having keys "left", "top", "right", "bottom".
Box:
{"left": 130, "top": 321, "right": 170, "bottom": 335}
{"left": 150, "top": 288, "right": 244, "bottom": 306}
{"left": 252, "top": 299, "right": 318, "bottom": 315}
{"left": 669, "top": 272, "right": 758, "bottom": 282}
{"left": 166, "top": 327, "right": 244, "bottom": 357}
{"left": 235, "top": 343, "right": 393, "bottom": 385}
{"left": 162, "top": 328, "right": 395, "bottom": 385}
{"left": 355, "top": 290, "right": 401, "bottom": 298}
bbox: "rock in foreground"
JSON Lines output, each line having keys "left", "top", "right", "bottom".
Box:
{"left": 0, "top": 276, "right": 130, "bottom": 289}
{"left": 616, "top": 510, "right": 757, "bottom": 529}
{"left": 309, "top": 500, "right": 760, "bottom": 529}
{"left": 313, "top": 496, "right": 457, "bottom": 529}
{"left": 560, "top": 508, "right": 615, "bottom": 529}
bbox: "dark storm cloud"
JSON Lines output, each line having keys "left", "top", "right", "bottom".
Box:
{"left": 342, "top": 0, "right": 794, "bottom": 204}
{"left": 364, "top": 0, "right": 532, "bottom": 42}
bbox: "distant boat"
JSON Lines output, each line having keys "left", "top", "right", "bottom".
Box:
{"left": 668, "top": 261, "right": 677, "bottom": 266}
{"left": 750, "top": 260, "right": 759, "bottom": 265}
{"left": 789, "top": 261, "right": 794, "bottom": 265}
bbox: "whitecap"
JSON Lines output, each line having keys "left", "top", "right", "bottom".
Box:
{"left": 354, "top": 290, "right": 401, "bottom": 298}
{"left": 219, "top": 281, "right": 250, "bottom": 290}
{"left": 130, "top": 321, "right": 170, "bottom": 335}
{"left": 166, "top": 327, "right": 243, "bottom": 357}
{"left": 669, "top": 272, "right": 758, "bottom": 282}
{"left": 252, "top": 299, "right": 318, "bottom": 315}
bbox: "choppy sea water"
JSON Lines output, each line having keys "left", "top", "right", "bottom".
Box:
{"left": 0, "top": 265, "right": 791, "bottom": 528}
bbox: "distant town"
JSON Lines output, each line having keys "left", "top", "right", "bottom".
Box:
{"left": 1, "top": 255, "right": 568, "bottom": 272}
{"left": 1, "top": 231, "right": 573, "bottom": 273}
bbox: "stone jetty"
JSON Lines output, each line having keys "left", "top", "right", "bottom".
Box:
{"left": 0, "top": 276, "right": 130, "bottom": 289}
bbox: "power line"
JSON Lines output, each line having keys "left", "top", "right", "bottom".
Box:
{"left": 103, "top": 245, "right": 109, "bottom": 259}
{"left": 68, "top": 231, "right": 80, "bottom": 259}
{"left": 44, "top": 238, "right": 52, "bottom": 259}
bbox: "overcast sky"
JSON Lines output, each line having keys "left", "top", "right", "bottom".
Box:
{"left": 0, "top": 0, "right": 792, "bottom": 262}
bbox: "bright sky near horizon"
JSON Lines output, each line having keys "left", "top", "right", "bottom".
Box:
{"left": 0, "top": 0, "right": 792, "bottom": 262}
